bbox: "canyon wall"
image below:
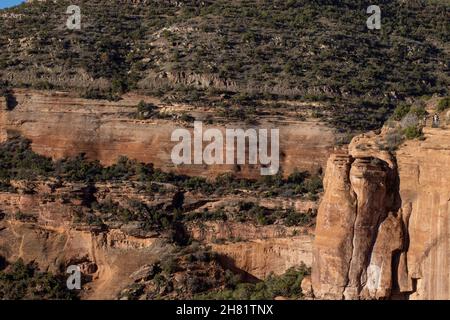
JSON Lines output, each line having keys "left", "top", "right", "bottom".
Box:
{"left": 312, "top": 126, "right": 450, "bottom": 299}
{"left": 0, "top": 89, "right": 335, "bottom": 179}
{"left": 0, "top": 182, "right": 172, "bottom": 299}
{"left": 0, "top": 180, "right": 314, "bottom": 299}
{"left": 189, "top": 221, "right": 313, "bottom": 280}
{"left": 0, "top": 89, "right": 322, "bottom": 298}
{"left": 0, "top": 206, "right": 170, "bottom": 300}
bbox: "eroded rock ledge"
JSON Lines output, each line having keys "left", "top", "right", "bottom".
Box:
{"left": 312, "top": 128, "right": 450, "bottom": 300}
{"left": 0, "top": 89, "right": 335, "bottom": 179}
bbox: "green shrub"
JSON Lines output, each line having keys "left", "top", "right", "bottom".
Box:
{"left": 0, "top": 138, "right": 54, "bottom": 181}
{"left": 287, "top": 170, "right": 308, "bottom": 184}
{"left": 55, "top": 154, "right": 103, "bottom": 182}
{"left": 235, "top": 202, "right": 275, "bottom": 225}
{"left": 34, "top": 81, "right": 54, "bottom": 90}
{"left": 284, "top": 209, "right": 316, "bottom": 227}
{"left": 392, "top": 103, "right": 411, "bottom": 121}
{"left": 0, "top": 180, "right": 15, "bottom": 192}
{"left": 303, "top": 176, "right": 323, "bottom": 194}
{"left": 403, "top": 125, "right": 423, "bottom": 140}
{"left": 80, "top": 87, "right": 108, "bottom": 100}
{"left": 437, "top": 97, "right": 450, "bottom": 112}
{"left": 195, "top": 264, "right": 310, "bottom": 300}
{"left": 410, "top": 103, "right": 428, "bottom": 118}
{"left": 111, "top": 77, "right": 128, "bottom": 96}
{"left": 179, "top": 112, "right": 195, "bottom": 123}
{"left": 136, "top": 101, "right": 158, "bottom": 120}
{"left": 384, "top": 129, "right": 404, "bottom": 151}
{"left": 14, "top": 211, "right": 37, "bottom": 222}
{"left": 0, "top": 259, "right": 77, "bottom": 300}
{"left": 161, "top": 256, "right": 179, "bottom": 275}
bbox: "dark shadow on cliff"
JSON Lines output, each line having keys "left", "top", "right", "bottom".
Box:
{"left": 216, "top": 254, "right": 260, "bottom": 283}
{"left": 80, "top": 183, "right": 97, "bottom": 207}
{"left": 0, "top": 255, "right": 6, "bottom": 271}
{"left": 4, "top": 90, "right": 18, "bottom": 111}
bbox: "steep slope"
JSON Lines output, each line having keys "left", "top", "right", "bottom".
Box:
{"left": 396, "top": 126, "right": 450, "bottom": 299}
{"left": 1, "top": 0, "right": 449, "bottom": 132}
{"left": 0, "top": 0, "right": 448, "bottom": 300}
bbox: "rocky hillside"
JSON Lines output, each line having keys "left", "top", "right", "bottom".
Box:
{"left": 0, "top": 0, "right": 449, "bottom": 301}
{"left": 1, "top": 0, "right": 449, "bottom": 132}
{"left": 0, "top": 132, "right": 317, "bottom": 299}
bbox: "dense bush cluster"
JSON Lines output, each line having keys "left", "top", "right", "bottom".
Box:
{"left": 0, "top": 137, "right": 54, "bottom": 181}
{"left": 0, "top": 258, "right": 77, "bottom": 300}
{"left": 437, "top": 97, "right": 450, "bottom": 112}
{"left": 231, "top": 202, "right": 316, "bottom": 226}
{"left": 0, "top": 137, "right": 323, "bottom": 198}
{"left": 0, "top": 137, "right": 319, "bottom": 231}
{"left": 186, "top": 202, "right": 316, "bottom": 227}
{"left": 206, "top": 171, "right": 323, "bottom": 198}
{"left": 378, "top": 100, "right": 428, "bottom": 150}
{"left": 135, "top": 101, "right": 158, "bottom": 120}
{"left": 119, "top": 245, "right": 226, "bottom": 300}
{"left": 196, "top": 264, "right": 311, "bottom": 300}
{"left": 91, "top": 199, "right": 175, "bottom": 231}
{"left": 121, "top": 243, "right": 311, "bottom": 300}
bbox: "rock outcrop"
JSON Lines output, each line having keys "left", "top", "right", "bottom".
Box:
{"left": 0, "top": 179, "right": 314, "bottom": 299}
{"left": 0, "top": 217, "right": 170, "bottom": 300}
{"left": 0, "top": 89, "right": 335, "bottom": 179}
{"left": 312, "top": 126, "right": 450, "bottom": 299}
{"left": 189, "top": 221, "right": 313, "bottom": 279}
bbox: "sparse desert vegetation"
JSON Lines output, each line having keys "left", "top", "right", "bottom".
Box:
{"left": 0, "top": 0, "right": 448, "bottom": 132}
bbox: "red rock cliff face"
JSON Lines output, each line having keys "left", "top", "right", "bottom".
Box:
{"left": 396, "top": 127, "right": 450, "bottom": 299}
{"left": 0, "top": 89, "right": 335, "bottom": 179}
{"left": 312, "top": 126, "right": 450, "bottom": 300}
{"left": 0, "top": 180, "right": 315, "bottom": 299}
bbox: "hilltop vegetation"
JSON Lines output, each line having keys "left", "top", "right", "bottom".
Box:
{"left": 0, "top": 0, "right": 448, "bottom": 131}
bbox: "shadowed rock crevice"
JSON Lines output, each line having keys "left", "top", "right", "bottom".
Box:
{"left": 4, "top": 91, "right": 18, "bottom": 111}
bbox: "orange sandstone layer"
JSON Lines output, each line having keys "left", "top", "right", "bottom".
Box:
{"left": 0, "top": 89, "right": 335, "bottom": 179}
{"left": 311, "top": 126, "right": 450, "bottom": 300}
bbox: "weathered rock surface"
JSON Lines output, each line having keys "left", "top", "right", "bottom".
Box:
{"left": 0, "top": 180, "right": 314, "bottom": 298}
{"left": 0, "top": 89, "right": 335, "bottom": 179}
{"left": 397, "top": 127, "right": 450, "bottom": 299}
{"left": 312, "top": 125, "right": 450, "bottom": 300}
{"left": 189, "top": 221, "right": 313, "bottom": 279}
{"left": 0, "top": 219, "right": 169, "bottom": 299}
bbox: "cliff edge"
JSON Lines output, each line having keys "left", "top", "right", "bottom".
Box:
{"left": 311, "top": 111, "right": 450, "bottom": 299}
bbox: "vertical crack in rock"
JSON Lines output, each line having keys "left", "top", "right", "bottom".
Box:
{"left": 312, "top": 132, "right": 409, "bottom": 300}
{"left": 311, "top": 152, "right": 357, "bottom": 299}
{"left": 343, "top": 177, "right": 357, "bottom": 299}
{"left": 344, "top": 157, "right": 390, "bottom": 299}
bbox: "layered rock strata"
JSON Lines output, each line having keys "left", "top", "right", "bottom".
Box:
{"left": 0, "top": 89, "right": 335, "bottom": 179}
{"left": 312, "top": 127, "right": 450, "bottom": 300}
